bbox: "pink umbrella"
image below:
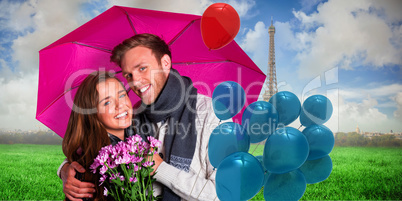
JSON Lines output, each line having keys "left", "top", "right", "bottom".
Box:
{"left": 37, "top": 6, "right": 266, "bottom": 138}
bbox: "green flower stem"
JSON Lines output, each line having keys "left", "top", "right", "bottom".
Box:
{"left": 141, "top": 171, "right": 147, "bottom": 201}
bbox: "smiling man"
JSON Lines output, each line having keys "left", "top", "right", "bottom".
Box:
{"left": 120, "top": 45, "right": 170, "bottom": 105}
{"left": 59, "top": 34, "right": 222, "bottom": 201}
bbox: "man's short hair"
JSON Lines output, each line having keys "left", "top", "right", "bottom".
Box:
{"left": 110, "top": 33, "right": 172, "bottom": 67}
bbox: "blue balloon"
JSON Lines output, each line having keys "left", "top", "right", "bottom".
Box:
{"left": 264, "top": 170, "right": 307, "bottom": 201}
{"left": 212, "top": 81, "right": 246, "bottom": 120}
{"left": 299, "top": 155, "right": 333, "bottom": 184}
{"left": 208, "top": 122, "right": 250, "bottom": 168}
{"left": 242, "top": 101, "right": 278, "bottom": 143}
{"left": 216, "top": 152, "right": 265, "bottom": 201}
{"left": 300, "top": 95, "right": 333, "bottom": 127}
{"left": 268, "top": 91, "right": 301, "bottom": 126}
{"left": 263, "top": 127, "right": 309, "bottom": 174}
{"left": 302, "top": 124, "right": 334, "bottom": 160}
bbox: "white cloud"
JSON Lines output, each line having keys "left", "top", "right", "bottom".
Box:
{"left": 0, "top": 1, "right": 23, "bottom": 32}
{"left": 275, "top": 21, "right": 299, "bottom": 51}
{"left": 0, "top": 59, "right": 14, "bottom": 81}
{"left": 104, "top": 0, "right": 212, "bottom": 15}
{"left": 393, "top": 92, "right": 402, "bottom": 121}
{"left": 0, "top": 72, "right": 46, "bottom": 130}
{"left": 8, "top": 0, "right": 36, "bottom": 33}
{"left": 291, "top": 0, "right": 402, "bottom": 78}
{"left": 299, "top": 0, "right": 324, "bottom": 12}
{"left": 0, "top": 0, "right": 89, "bottom": 130}
{"left": 339, "top": 83, "right": 402, "bottom": 100}
{"left": 370, "top": 0, "right": 402, "bottom": 23}
{"left": 10, "top": 0, "right": 86, "bottom": 77}
{"left": 336, "top": 95, "right": 402, "bottom": 133}
{"left": 227, "top": 0, "right": 256, "bottom": 18}
{"left": 104, "top": 0, "right": 255, "bottom": 17}
{"left": 240, "top": 21, "right": 269, "bottom": 72}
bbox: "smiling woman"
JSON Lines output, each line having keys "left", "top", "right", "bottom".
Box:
{"left": 62, "top": 71, "right": 133, "bottom": 200}
{"left": 96, "top": 78, "right": 133, "bottom": 139}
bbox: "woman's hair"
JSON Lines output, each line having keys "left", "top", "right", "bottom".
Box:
{"left": 62, "top": 71, "right": 124, "bottom": 200}
{"left": 110, "top": 33, "right": 171, "bottom": 67}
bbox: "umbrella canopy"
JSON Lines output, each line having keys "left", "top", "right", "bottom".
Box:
{"left": 37, "top": 6, "right": 266, "bottom": 138}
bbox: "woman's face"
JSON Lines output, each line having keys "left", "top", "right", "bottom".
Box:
{"left": 97, "top": 78, "right": 133, "bottom": 134}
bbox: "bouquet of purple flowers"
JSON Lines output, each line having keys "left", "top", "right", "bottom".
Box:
{"left": 90, "top": 134, "right": 161, "bottom": 201}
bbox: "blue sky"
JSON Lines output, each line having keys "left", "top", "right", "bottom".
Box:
{"left": 0, "top": 0, "right": 401, "bottom": 133}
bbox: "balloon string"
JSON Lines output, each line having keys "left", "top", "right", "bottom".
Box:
{"left": 193, "top": 120, "right": 221, "bottom": 199}
{"left": 197, "top": 169, "right": 216, "bottom": 200}
{"left": 251, "top": 142, "right": 261, "bottom": 155}
{"left": 297, "top": 124, "right": 302, "bottom": 130}
{"left": 189, "top": 167, "right": 202, "bottom": 199}
{"left": 194, "top": 120, "right": 221, "bottom": 199}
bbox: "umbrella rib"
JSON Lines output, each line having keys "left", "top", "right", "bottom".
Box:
{"left": 168, "top": 19, "right": 199, "bottom": 46}
{"left": 123, "top": 10, "right": 137, "bottom": 35}
{"left": 172, "top": 60, "right": 231, "bottom": 65}
{"left": 173, "top": 60, "right": 266, "bottom": 75}
{"left": 72, "top": 42, "right": 112, "bottom": 53}
{"left": 37, "top": 88, "right": 78, "bottom": 117}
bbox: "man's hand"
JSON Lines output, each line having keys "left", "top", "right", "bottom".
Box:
{"left": 61, "top": 162, "right": 96, "bottom": 201}
{"left": 151, "top": 152, "right": 163, "bottom": 175}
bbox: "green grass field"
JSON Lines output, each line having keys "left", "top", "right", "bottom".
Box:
{"left": 0, "top": 144, "right": 64, "bottom": 200}
{"left": 249, "top": 144, "right": 402, "bottom": 200}
{"left": 0, "top": 144, "right": 401, "bottom": 200}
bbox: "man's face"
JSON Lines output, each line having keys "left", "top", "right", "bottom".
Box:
{"left": 121, "top": 46, "right": 170, "bottom": 105}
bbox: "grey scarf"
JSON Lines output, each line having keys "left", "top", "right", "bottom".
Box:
{"left": 134, "top": 68, "right": 198, "bottom": 200}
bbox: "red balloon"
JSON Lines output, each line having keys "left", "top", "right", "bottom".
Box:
{"left": 201, "top": 3, "right": 240, "bottom": 50}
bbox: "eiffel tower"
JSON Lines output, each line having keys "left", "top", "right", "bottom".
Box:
{"left": 263, "top": 17, "right": 278, "bottom": 102}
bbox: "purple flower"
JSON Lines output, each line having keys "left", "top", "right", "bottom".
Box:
{"left": 99, "top": 174, "right": 107, "bottom": 185}
{"left": 90, "top": 162, "right": 99, "bottom": 174}
{"left": 142, "top": 161, "right": 154, "bottom": 167}
{"left": 127, "top": 144, "right": 138, "bottom": 154}
{"left": 93, "top": 148, "right": 109, "bottom": 165}
{"left": 147, "top": 136, "right": 162, "bottom": 148}
{"left": 110, "top": 173, "right": 118, "bottom": 181}
{"left": 100, "top": 165, "right": 108, "bottom": 175}
{"left": 103, "top": 187, "right": 108, "bottom": 196}
{"left": 127, "top": 135, "right": 143, "bottom": 148}
{"left": 131, "top": 156, "right": 143, "bottom": 163}
{"left": 108, "top": 160, "right": 118, "bottom": 169}
{"left": 133, "top": 134, "right": 143, "bottom": 143}
{"left": 115, "top": 153, "right": 131, "bottom": 165}
{"left": 133, "top": 164, "right": 139, "bottom": 172}
{"left": 129, "top": 176, "right": 138, "bottom": 183}
{"left": 140, "top": 141, "right": 150, "bottom": 151}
